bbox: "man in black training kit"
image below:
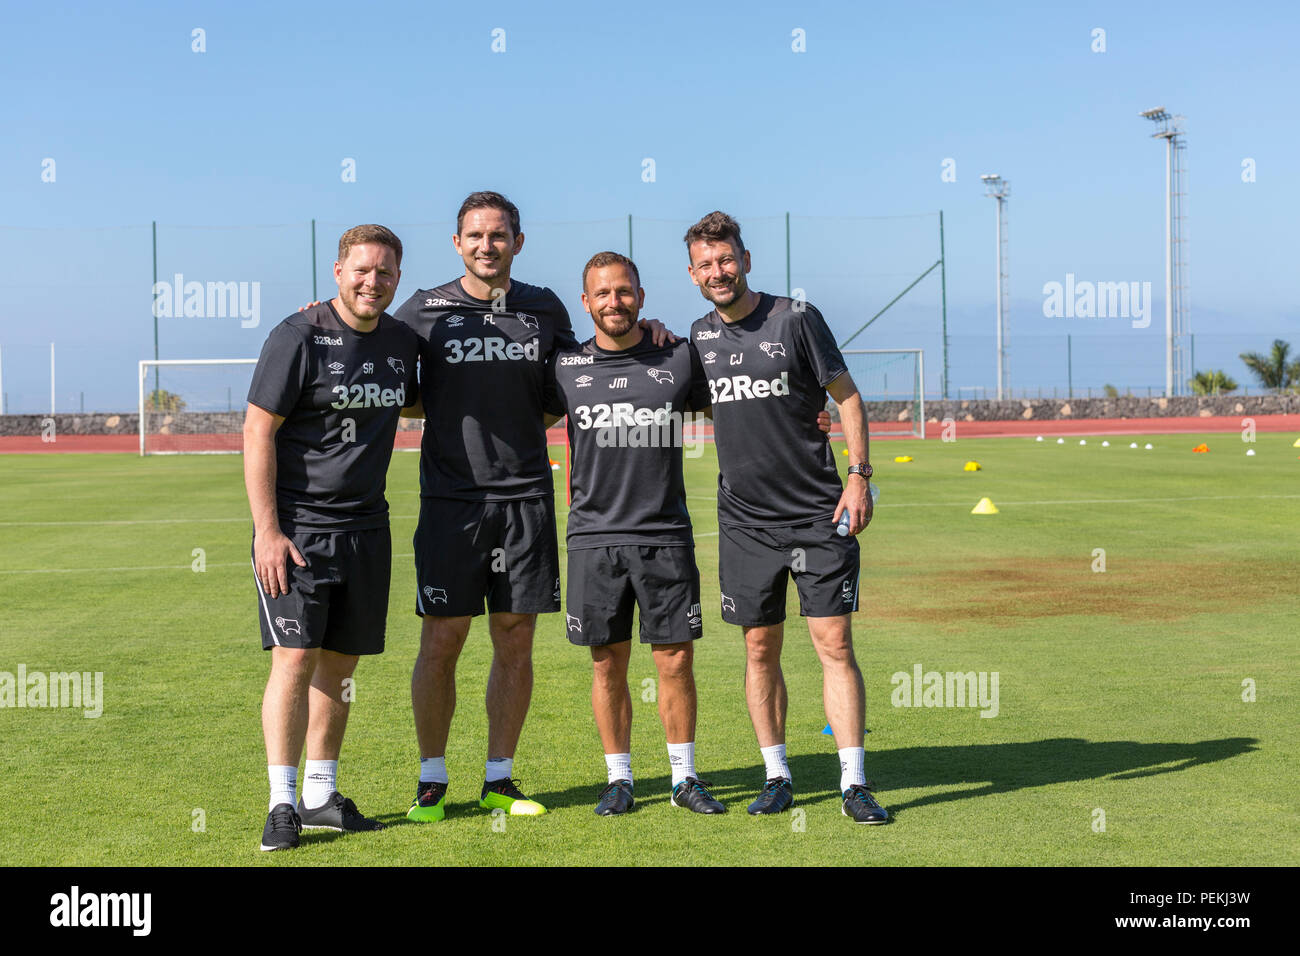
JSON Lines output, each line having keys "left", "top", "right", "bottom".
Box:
{"left": 543, "top": 251, "right": 725, "bottom": 816}
{"left": 393, "top": 194, "right": 670, "bottom": 820}
{"left": 685, "top": 211, "right": 889, "bottom": 824}
{"left": 246, "top": 224, "right": 419, "bottom": 850}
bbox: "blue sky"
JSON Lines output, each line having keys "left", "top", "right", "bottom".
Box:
{"left": 2, "top": 0, "right": 1296, "bottom": 411}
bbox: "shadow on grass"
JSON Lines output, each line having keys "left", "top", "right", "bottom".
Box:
{"left": 525, "top": 736, "right": 1259, "bottom": 817}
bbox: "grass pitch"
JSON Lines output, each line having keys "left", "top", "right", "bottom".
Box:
{"left": 1, "top": 431, "right": 1297, "bottom": 866}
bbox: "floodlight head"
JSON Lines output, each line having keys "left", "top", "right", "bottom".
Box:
{"left": 980, "top": 173, "right": 999, "bottom": 181}
{"left": 1141, "top": 107, "right": 1170, "bottom": 123}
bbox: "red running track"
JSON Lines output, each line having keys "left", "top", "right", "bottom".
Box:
{"left": 2, "top": 414, "right": 1296, "bottom": 454}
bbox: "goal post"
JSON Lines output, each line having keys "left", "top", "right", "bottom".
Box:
{"left": 139, "top": 359, "right": 257, "bottom": 455}
{"left": 840, "top": 349, "right": 925, "bottom": 438}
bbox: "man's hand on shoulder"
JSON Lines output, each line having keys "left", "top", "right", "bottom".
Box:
{"left": 298, "top": 301, "right": 322, "bottom": 312}
{"left": 638, "top": 317, "right": 681, "bottom": 346}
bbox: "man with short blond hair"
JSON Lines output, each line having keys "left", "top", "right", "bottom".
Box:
{"left": 246, "top": 223, "right": 418, "bottom": 850}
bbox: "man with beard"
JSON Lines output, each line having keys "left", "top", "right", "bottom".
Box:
{"left": 246, "top": 224, "right": 418, "bottom": 849}
{"left": 684, "top": 211, "right": 889, "bottom": 825}
{"left": 543, "top": 251, "right": 724, "bottom": 816}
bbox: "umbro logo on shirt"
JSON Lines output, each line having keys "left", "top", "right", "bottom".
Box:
{"left": 703, "top": 351, "right": 717, "bottom": 364}
{"left": 575, "top": 375, "right": 594, "bottom": 387}
{"left": 444, "top": 315, "right": 464, "bottom": 327}
{"left": 328, "top": 362, "right": 344, "bottom": 374}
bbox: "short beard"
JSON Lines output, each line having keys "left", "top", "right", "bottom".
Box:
{"left": 702, "top": 275, "right": 745, "bottom": 306}
{"left": 595, "top": 311, "right": 636, "bottom": 339}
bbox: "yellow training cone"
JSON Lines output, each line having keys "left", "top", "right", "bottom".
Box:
{"left": 1293, "top": 438, "right": 1300, "bottom": 448}
{"left": 971, "top": 497, "right": 999, "bottom": 515}
{"left": 963, "top": 461, "right": 982, "bottom": 471}
{"left": 894, "top": 455, "right": 913, "bottom": 463}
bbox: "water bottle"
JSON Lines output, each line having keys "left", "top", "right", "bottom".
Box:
{"left": 836, "top": 483, "right": 879, "bottom": 536}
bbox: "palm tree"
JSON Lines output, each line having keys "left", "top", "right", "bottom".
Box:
{"left": 1239, "top": 339, "right": 1300, "bottom": 393}
{"left": 1189, "top": 370, "right": 1238, "bottom": 396}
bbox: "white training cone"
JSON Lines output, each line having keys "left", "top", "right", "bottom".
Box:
{"left": 1079, "top": 439, "right": 1087, "bottom": 445}
{"left": 1246, "top": 449, "right": 1256, "bottom": 456}
{"left": 1102, "top": 440, "right": 1110, "bottom": 447}
{"left": 1144, "top": 443, "right": 1154, "bottom": 450}
{"left": 1130, "top": 442, "right": 1138, "bottom": 449}
{"left": 1036, "top": 436, "right": 1043, "bottom": 442}
{"left": 1057, "top": 438, "right": 1065, "bottom": 444}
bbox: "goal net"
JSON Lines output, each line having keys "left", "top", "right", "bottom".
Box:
{"left": 139, "top": 359, "right": 426, "bottom": 455}
{"left": 840, "top": 349, "right": 925, "bottom": 438}
{"left": 139, "top": 359, "right": 257, "bottom": 454}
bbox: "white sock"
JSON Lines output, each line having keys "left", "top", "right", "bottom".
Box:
{"left": 485, "top": 756, "right": 513, "bottom": 782}
{"left": 667, "top": 742, "right": 696, "bottom": 786}
{"left": 301, "top": 759, "right": 337, "bottom": 809}
{"left": 605, "top": 753, "right": 633, "bottom": 785}
{"left": 838, "top": 746, "right": 866, "bottom": 791}
{"left": 268, "top": 765, "right": 297, "bottom": 811}
{"left": 760, "top": 744, "right": 791, "bottom": 782}
{"left": 420, "top": 756, "right": 449, "bottom": 785}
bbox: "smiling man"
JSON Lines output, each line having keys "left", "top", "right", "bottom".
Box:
{"left": 543, "top": 252, "right": 723, "bottom": 816}
{"left": 392, "top": 192, "right": 577, "bottom": 821}
{"left": 245, "top": 224, "right": 418, "bottom": 850}
{"left": 684, "top": 211, "right": 888, "bottom": 825}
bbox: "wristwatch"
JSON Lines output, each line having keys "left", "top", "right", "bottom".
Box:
{"left": 848, "top": 463, "right": 873, "bottom": 479}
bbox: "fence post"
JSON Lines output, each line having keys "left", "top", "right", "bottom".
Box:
{"left": 1067, "top": 334, "right": 1072, "bottom": 398}
{"left": 311, "top": 219, "right": 318, "bottom": 303}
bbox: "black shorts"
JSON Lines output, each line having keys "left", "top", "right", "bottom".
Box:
{"left": 252, "top": 526, "right": 391, "bottom": 655}
{"left": 717, "top": 519, "right": 860, "bottom": 627}
{"left": 565, "top": 545, "right": 703, "bottom": 647}
{"left": 413, "top": 496, "right": 561, "bottom": 617}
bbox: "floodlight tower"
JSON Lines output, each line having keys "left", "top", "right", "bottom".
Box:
{"left": 980, "top": 174, "right": 1011, "bottom": 400}
{"left": 1140, "top": 107, "right": 1189, "bottom": 397}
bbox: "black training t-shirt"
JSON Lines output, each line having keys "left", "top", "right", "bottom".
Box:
{"left": 392, "top": 278, "right": 576, "bottom": 501}
{"left": 690, "top": 293, "right": 847, "bottom": 527}
{"left": 247, "top": 302, "right": 420, "bottom": 532}
{"left": 544, "top": 336, "right": 709, "bottom": 549}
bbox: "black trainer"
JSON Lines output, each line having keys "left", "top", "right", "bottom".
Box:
{"left": 297, "top": 791, "right": 385, "bottom": 832}
{"left": 842, "top": 784, "right": 889, "bottom": 824}
{"left": 747, "top": 777, "right": 794, "bottom": 815}
{"left": 260, "top": 802, "right": 302, "bottom": 851}
{"left": 670, "top": 777, "right": 726, "bottom": 814}
{"left": 594, "top": 779, "right": 635, "bottom": 816}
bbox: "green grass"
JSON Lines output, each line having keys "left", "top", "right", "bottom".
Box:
{"left": 1, "top": 432, "right": 1297, "bottom": 865}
